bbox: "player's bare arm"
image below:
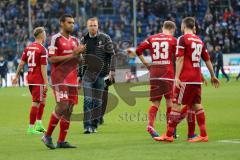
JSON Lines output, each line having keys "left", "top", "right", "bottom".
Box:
{"left": 41, "top": 64, "right": 48, "bottom": 93}
{"left": 108, "top": 70, "right": 115, "bottom": 81}
{"left": 136, "top": 41, "right": 151, "bottom": 70}
{"left": 48, "top": 54, "right": 76, "bottom": 63}
{"left": 175, "top": 56, "right": 184, "bottom": 89}
{"left": 48, "top": 45, "right": 85, "bottom": 64}
{"left": 205, "top": 60, "right": 220, "bottom": 88}
{"left": 12, "top": 60, "right": 25, "bottom": 85}
{"left": 138, "top": 55, "right": 150, "bottom": 70}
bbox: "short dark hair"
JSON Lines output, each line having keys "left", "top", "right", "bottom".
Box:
{"left": 182, "top": 17, "right": 195, "bottom": 29}
{"left": 87, "top": 17, "right": 99, "bottom": 23}
{"left": 163, "top": 21, "right": 176, "bottom": 30}
{"left": 59, "top": 14, "right": 73, "bottom": 23}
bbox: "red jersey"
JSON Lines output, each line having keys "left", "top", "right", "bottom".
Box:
{"left": 136, "top": 33, "right": 177, "bottom": 79}
{"left": 21, "top": 42, "right": 47, "bottom": 85}
{"left": 176, "top": 34, "right": 210, "bottom": 83}
{"left": 48, "top": 33, "right": 80, "bottom": 86}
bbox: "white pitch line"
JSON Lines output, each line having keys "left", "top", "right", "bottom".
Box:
{"left": 218, "top": 139, "right": 240, "bottom": 144}
{"left": 21, "top": 93, "right": 30, "bottom": 97}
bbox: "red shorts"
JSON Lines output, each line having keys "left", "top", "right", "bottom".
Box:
{"left": 53, "top": 85, "right": 78, "bottom": 105}
{"left": 173, "top": 84, "right": 201, "bottom": 105}
{"left": 149, "top": 65, "right": 174, "bottom": 102}
{"left": 29, "top": 85, "right": 47, "bottom": 102}
{"left": 149, "top": 79, "right": 173, "bottom": 101}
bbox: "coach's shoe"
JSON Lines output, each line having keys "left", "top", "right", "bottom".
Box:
{"left": 83, "top": 127, "right": 92, "bottom": 134}
{"left": 41, "top": 135, "right": 56, "bottom": 149}
{"left": 56, "top": 141, "right": 77, "bottom": 149}
{"left": 147, "top": 126, "right": 159, "bottom": 138}
{"left": 154, "top": 134, "right": 174, "bottom": 142}
{"left": 35, "top": 122, "right": 46, "bottom": 132}
{"left": 91, "top": 128, "right": 97, "bottom": 133}
{"left": 188, "top": 136, "right": 208, "bottom": 142}
{"left": 27, "top": 127, "right": 42, "bottom": 135}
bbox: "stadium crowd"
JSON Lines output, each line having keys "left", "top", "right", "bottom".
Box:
{"left": 0, "top": 0, "right": 239, "bottom": 82}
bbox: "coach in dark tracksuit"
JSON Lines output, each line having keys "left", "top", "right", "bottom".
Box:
{"left": 79, "top": 17, "right": 115, "bottom": 134}
{"left": 214, "top": 46, "right": 230, "bottom": 82}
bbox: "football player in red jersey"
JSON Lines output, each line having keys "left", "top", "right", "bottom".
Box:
{"left": 154, "top": 17, "right": 220, "bottom": 143}
{"left": 12, "top": 27, "right": 48, "bottom": 134}
{"left": 41, "top": 14, "right": 85, "bottom": 149}
{"left": 136, "top": 21, "right": 177, "bottom": 138}
{"left": 179, "top": 24, "right": 209, "bottom": 141}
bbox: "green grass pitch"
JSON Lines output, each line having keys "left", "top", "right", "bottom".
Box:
{"left": 0, "top": 80, "right": 240, "bottom": 160}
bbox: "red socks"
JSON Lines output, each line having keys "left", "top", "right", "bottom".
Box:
{"left": 58, "top": 119, "right": 70, "bottom": 143}
{"left": 36, "top": 103, "right": 45, "bottom": 120}
{"left": 148, "top": 106, "right": 158, "bottom": 127}
{"left": 166, "top": 106, "right": 206, "bottom": 138}
{"left": 45, "top": 112, "right": 60, "bottom": 137}
{"left": 196, "top": 108, "right": 207, "bottom": 137}
{"left": 166, "top": 109, "right": 182, "bottom": 137}
{"left": 179, "top": 106, "right": 196, "bottom": 137}
{"left": 30, "top": 106, "right": 38, "bottom": 125}
{"left": 45, "top": 112, "right": 71, "bottom": 143}
{"left": 166, "top": 106, "right": 171, "bottom": 123}
{"left": 30, "top": 103, "right": 45, "bottom": 126}
{"left": 187, "top": 108, "right": 196, "bottom": 137}
{"left": 180, "top": 105, "right": 188, "bottom": 120}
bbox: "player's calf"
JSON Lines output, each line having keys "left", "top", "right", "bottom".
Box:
{"left": 28, "top": 102, "right": 43, "bottom": 134}
{"left": 147, "top": 103, "right": 159, "bottom": 138}
{"left": 35, "top": 102, "right": 47, "bottom": 132}
{"left": 36, "top": 102, "right": 45, "bottom": 121}
{"left": 193, "top": 104, "right": 208, "bottom": 138}
{"left": 165, "top": 106, "right": 183, "bottom": 137}
{"left": 57, "top": 104, "right": 74, "bottom": 147}
{"left": 187, "top": 107, "right": 196, "bottom": 139}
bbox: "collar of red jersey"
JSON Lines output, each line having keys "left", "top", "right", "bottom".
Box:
{"left": 60, "top": 32, "right": 73, "bottom": 40}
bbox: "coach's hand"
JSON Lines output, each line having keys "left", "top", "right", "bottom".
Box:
{"left": 109, "top": 71, "right": 115, "bottom": 81}
{"left": 211, "top": 76, "right": 220, "bottom": 88}
{"left": 175, "top": 78, "right": 183, "bottom": 89}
